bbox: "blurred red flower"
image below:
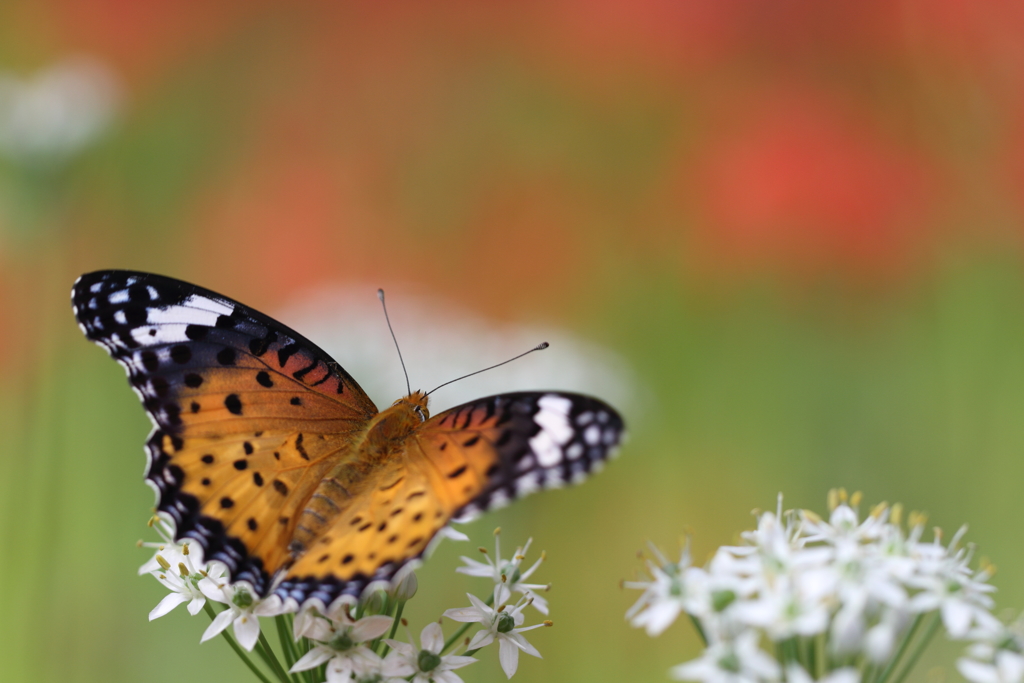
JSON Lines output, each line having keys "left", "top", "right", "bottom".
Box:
{"left": 689, "top": 90, "right": 941, "bottom": 281}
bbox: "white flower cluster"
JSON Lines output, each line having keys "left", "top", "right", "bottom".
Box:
{"left": 139, "top": 518, "right": 551, "bottom": 682}
{"left": 626, "top": 491, "right": 1014, "bottom": 683}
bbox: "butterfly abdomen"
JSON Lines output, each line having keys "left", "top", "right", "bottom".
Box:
{"left": 288, "top": 393, "right": 430, "bottom": 556}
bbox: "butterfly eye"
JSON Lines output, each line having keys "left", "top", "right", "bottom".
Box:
{"left": 413, "top": 405, "right": 426, "bottom": 422}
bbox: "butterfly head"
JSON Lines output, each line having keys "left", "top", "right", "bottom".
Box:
{"left": 392, "top": 389, "right": 430, "bottom": 422}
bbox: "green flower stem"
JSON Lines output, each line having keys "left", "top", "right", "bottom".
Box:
{"left": 275, "top": 615, "right": 299, "bottom": 668}
{"left": 378, "top": 600, "right": 406, "bottom": 658}
{"left": 442, "top": 593, "right": 495, "bottom": 654}
{"left": 689, "top": 615, "right": 708, "bottom": 646}
{"left": 873, "top": 614, "right": 923, "bottom": 683}
{"left": 890, "top": 614, "right": 942, "bottom": 683}
{"left": 255, "top": 629, "right": 295, "bottom": 683}
{"left": 203, "top": 603, "right": 274, "bottom": 683}
{"left": 805, "top": 635, "right": 817, "bottom": 677}
{"left": 782, "top": 637, "right": 799, "bottom": 665}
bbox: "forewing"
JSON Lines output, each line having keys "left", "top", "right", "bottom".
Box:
{"left": 72, "top": 270, "right": 378, "bottom": 593}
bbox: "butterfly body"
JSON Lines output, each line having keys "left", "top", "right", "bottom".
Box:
{"left": 72, "top": 270, "right": 624, "bottom": 608}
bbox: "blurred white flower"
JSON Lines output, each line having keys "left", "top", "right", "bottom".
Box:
{"left": 0, "top": 56, "right": 119, "bottom": 163}
{"left": 627, "top": 490, "right": 1010, "bottom": 683}
{"left": 785, "top": 664, "right": 859, "bottom": 683}
{"left": 959, "top": 647, "right": 1024, "bottom": 683}
{"left": 457, "top": 529, "right": 550, "bottom": 615}
{"left": 624, "top": 541, "right": 712, "bottom": 636}
{"left": 670, "top": 631, "right": 779, "bottom": 683}
{"left": 383, "top": 622, "right": 476, "bottom": 683}
{"left": 276, "top": 285, "right": 640, "bottom": 417}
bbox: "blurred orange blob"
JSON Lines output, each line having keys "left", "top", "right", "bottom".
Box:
{"left": 692, "top": 91, "right": 940, "bottom": 281}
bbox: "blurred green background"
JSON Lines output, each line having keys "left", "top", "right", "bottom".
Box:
{"left": 3, "top": 1, "right": 1024, "bottom": 681}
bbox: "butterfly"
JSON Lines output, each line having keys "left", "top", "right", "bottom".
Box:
{"left": 71, "top": 270, "right": 624, "bottom": 607}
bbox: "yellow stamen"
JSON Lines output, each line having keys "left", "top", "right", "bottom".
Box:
{"left": 850, "top": 491, "right": 862, "bottom": 507}
{"left": 543, "top": 620, "right": 553, "bottom": 627}
{"left": 156, "top": 555, "right": 171, "bottom": 571}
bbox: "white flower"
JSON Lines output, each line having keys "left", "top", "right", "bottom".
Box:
{"left": 630, "top": 490, "right": 1005, "bottom": 683}
{"left": 906, "top": 528, "right": 995, "bottom": 637}
{"left": 730, "top": 575, "right": 829, "bottom": 640}
{"left": 785, "top": 664, "right": 859, "bottom": 683}
{"left": 670, "top": 631, "right": 780, "bottom": 683}
{"left": 443, "top": 588, "right": 548, "bottom": 678}
{"left": 198, "top": 578, "right": 287, "bottom": 651}
{"left": 625, "top": 541, "right": 713, "bottom": 636}
{"left": 959, "top": 648, "right": 1024, "bottom": 683}
{"left": 290, "top": 604, "right": 393, "bottom": 680}
{"left": 383, "top": 622, "right": 476, "bottom": 683}
{"left": 0, "top": 56, "right": 119, "bottom": 163}
{"left": 458, "top": 530, "right": 550, "bottom": 614}
{"left": 145, "top": 545, "right": 212, "bottom": 620}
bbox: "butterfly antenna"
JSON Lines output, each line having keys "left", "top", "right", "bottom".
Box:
{"left": 378, "top": 289, "right": 412, "bottom": 396}
{"left": 426, "top": 342, "right": 549, "bottom": 396}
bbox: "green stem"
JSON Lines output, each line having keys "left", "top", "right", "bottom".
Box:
{"left": 378, "top": 601, "right": 406, "bottom": 658}
{"left": 442, "top": 593, "right": 495, "bottom": 654}
{"left": 275, "top": 614, "right": 304, "bottom": 676}
{"left": 890, "top": 615, "right": 942, "bottom": 683}
{"left": 805, "top": 636, "right": 817, "bottom": 678}
{"left": 874, "top": 614, "right": 923, "bottom": 683}
{"left": 255, "top": 629, "right": 294, "bottom": 683}
{"left": 203, "top": 603, "right": 274, "bottom": 683}
{"left": 689, "top": 615, "right": 708, "bottom": 646}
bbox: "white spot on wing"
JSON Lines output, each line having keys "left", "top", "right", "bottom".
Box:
{"left": 108, "top": 289, "right": 130, "bottom": 304}
{"left": 529, "top": 431, "right": 562, "bottom": 467}
{"left": 183, "top": 294, "right": 234, "bottom": 315}
{"left": 488, "top": 489, "right": 510, "bottom": 510}
{"left": 113, "top": 310, "right": 127, "bottom": 325}
{"left": 131, "top": 324, "right": 190, "bottom": 346}
{"left": 584, "top": 425, "right": 601, "bottom": 446}
{"left": 566, "top": 443, "right": 584, "bottom": 460}
{"left": 529, "top": 394, "right": 574, "bottom": 467}
{"left": 515, "top": 472, "right": 540, "bottom": 496}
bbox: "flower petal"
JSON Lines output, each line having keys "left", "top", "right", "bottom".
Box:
{"left": 149, "top": 592, "right": 188, "bottom": 620}
{"left": 352, "top": 615, "right": 394, "bottom": 642}
{"left": 200, "top": 608, "right": 235, "bottom": 643}
{"left": 233, "top": 614, "right": 261, "bottom": 651}
{"left": 290, "top": 646, "right": 334, "bottom": 673}
{"left": 421, "top": 622, "right": 445, "bottom": 652}
{"left": 508, "top": 632, "right": 542, "bottom": 658}
{"left": 498, "top": 637, "right": 521, "bottom": 678}
{"left": 467, "top": 630, "right": 495, "bottom": 650}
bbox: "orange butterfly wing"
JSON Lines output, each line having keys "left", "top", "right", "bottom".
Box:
{"left": 73, "top": 270, "right": 377, "bottom": 594}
